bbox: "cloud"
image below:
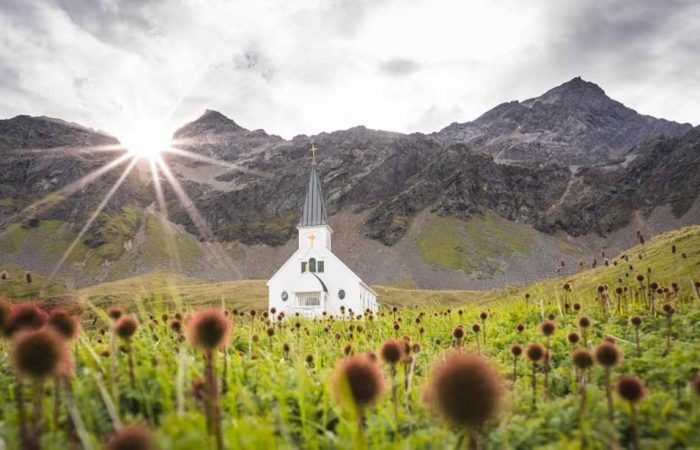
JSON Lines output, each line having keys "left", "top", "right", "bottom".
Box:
{"left": 0, "top": 0, "right": 697, "bottom": 141}
{"left": 379, "top": 58, "right": 422, "bottom": 76}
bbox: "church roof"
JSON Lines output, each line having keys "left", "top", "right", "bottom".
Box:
{"left": 298, "top": 157, "right": 328, "bottom": 227}
{"left": 293, "top": 271, "right": 328, "bottom": 293}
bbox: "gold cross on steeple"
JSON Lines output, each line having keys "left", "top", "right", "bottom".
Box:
{"left": 309, "top": 143, "right": 317, "bottom": 160}
{"left": 308, "top": 232, "right": 316, "bottom": 246}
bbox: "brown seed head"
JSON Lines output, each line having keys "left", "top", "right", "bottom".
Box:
{"left": 107, "top": 307, "right": 123, "bottom": 321}
{"left": 567, "top": 331, "right": 580, "bottom": 345}
{"left": 578, "top": 316, "right": 591, "bottom": 329}
{"left": 615, "top": 375, "right": 646, "bottom": 403}
{"left": 425, "top": 352, "right": 504, "bottom": 429}
{"left": 630, "top": 316, "right": 642, "bottom": 327}
{"left": 47, "top": 309, "right": 79, "bottom": 340}
{"left": 105, "top": 424, "right": 156, "bottom": 450}
{"left": 526, "top": 343, "right": 545, "bottom": 362}
{"left": 540, "top": 320, "right": 556, "bottom": 337}
{"left": 331, "top": 354, "right": 384, "bottom": 410}
{"left": 690, "top": 372, "right": 700, "bottom": 397}
{"left": 380, "top": 339, "right": 404, "bottom": 365}
{"left": 510, "top": 344, "right": 522, "bottom": 357}
{"left": 595, "top": 342, "right": 622, "bottom": 367}
{"left": 187, "top": 309, "right": 231, "bottom": 350}
{"left": 572, "top": 348, "right": 594, "bottom": 370}
{"left": 5, "top": 303, "right": 48, "bottom": 337}
{"left": 114, "top": 316, "right": 139, "bottom": 341}
{"left": 12, "top": 328, "right": 68, "bottom": 379}
{"left": 452, "top": 326, "right": 465, "bottom": 339}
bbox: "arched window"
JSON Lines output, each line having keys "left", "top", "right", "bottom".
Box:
{"left": 309, "top": 258, "right": 317, "bottom": 273}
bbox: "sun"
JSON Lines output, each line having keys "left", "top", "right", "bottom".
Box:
{"left": 120, "top": 126, "right": 172, "bottom": 160}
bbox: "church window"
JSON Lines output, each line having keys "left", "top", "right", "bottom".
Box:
{"left": 301, "top": 261, "right": 307, "bottom": 273}
{"left": 281, "top": 291, "right": 288, "bottom": 301}
{"left": 309, "top": 258, "right": 317, "bottom": 273}
{"left": 338, "top": 289, "right": 345, "bottom": 300}
{"left": 318, "top": 261, "right": 324, "bottom": 273}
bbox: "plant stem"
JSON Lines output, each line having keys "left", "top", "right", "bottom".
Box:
{"left": 31, "top": 378, "right": 44, "bottom": 450}
{"left": 630, "top": 403, "right": 639, "bottom": 450}
{"left": 205, "top": 349, "right": 223, "bottom": 450}
{"left": 605, "top": 368, "right": 614, "bottom": 422}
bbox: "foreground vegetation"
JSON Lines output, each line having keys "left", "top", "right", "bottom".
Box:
{"left": 0, "top": 225, "right": 699, "bottom": 449}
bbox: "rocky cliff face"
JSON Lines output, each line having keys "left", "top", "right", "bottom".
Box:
{"left": 0, "top": 77, "right": 698, "bottom": 288}
{"left": 435, "top": 77, "right": 692, "bottom": 166}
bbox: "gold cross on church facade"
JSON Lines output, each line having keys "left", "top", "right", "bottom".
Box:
{"left": 308, "top": 232, "right": 316, "bottom": 246}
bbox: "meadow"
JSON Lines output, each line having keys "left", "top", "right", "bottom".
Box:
{"left": 0, "top": 225, "right": 699, "bottom": 449}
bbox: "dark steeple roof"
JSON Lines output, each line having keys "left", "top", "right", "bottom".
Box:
{"left": 298, "top": 157, "right": 328, "bottom": 227}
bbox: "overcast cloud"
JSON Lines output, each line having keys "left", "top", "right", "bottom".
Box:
{"left": 0, "top": 0, "right": 697, "bottom": 140}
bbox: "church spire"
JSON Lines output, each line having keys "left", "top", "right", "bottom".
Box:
{"left": 298, "top": 144, "right": 328, "bottom": 227}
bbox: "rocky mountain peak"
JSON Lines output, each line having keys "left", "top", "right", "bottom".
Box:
{"left": 0, "top": 114, "right": 118, "bottom": 150}
{"left": 436, "top": 77, "right": 692, "bottom": 166}
{"left": 173, "top": 109, "right": 248, "bottom": 139}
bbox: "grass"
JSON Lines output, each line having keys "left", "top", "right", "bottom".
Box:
{"left": 417, "top": 211, "right": 534, "bottom": 274}
{"left": 4, "top": 224, "right": 696, "bottom": 317}
{"left": 0, "top": 224, "right": 699, "bottom": 448}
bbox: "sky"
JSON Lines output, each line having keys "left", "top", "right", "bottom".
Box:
{"left": 0, "top": 0, "right": 698, "bottom": 141}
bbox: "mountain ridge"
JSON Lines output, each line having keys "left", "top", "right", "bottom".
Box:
{"left": 0, "top": 77, "right": 698, "bottom": 289}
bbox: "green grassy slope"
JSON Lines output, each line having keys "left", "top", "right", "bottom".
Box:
{"left": 1, "top": 224, "right": 698, "bottom": 313}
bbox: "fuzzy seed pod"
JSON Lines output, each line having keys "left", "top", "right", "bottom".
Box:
{"left": 425, "top": 352, "right": 504, "bottom": 429}
{"left": 452, "top": 326, "right": 465, "bottom": 339}
{"left": 47, "top": 309, "right": 79, "bottom": 340}
{"left": 630, "top": 316, "right": 642, "bottom": 327}
{"left": 169, "top": 319, "right": 182, "bottom": 334}
{"left": 516, "top": 323, "right": 525, "bottom": 333}
{"left": 380, "top": 339, "right": 404, "bottom": 365}
{"left": 187, "top": 309, "right": 231, "bottom": 350}
{"left": 471, "top": 324, "right": 480, "bottom": 334}
{"left": 540, "top": 320, "right": 556, "bottom": 337}
{"left": 595, "top": 342, "right": 622, "bottom": 367}
{"left": 5, "top": 303, "right": 48, "bottom": 337}
{"left": 615, "top": 375, "right": 646, "bottom": 403}
{"left": 479, "top": 311, "right": 488, "bottom": 320}
{"left": 510, "top": 344, "right": 522, "bottom": 357}
{"left": 578, "top": 316, "right": 591, "bottom": 328}
{"left": 105, "top": 424, "right": 156, "bottom": 450}
{"left": 572, "top": 348, "right": 593, "bottom": 370}
{"left": 114, "top": 316, "right": 139, "bottom": 341}
{"left": 107, "top": 307, "right": 124, "bottom": 321}
{"left": 526, "top": 343, "right": 545, "bottom": 362}
{"left": 331, "top": 354, "right": 384, "bottom": 411}
{"left": 12, "top": 328, "right": 68, "bottom": 379}
{"left": 690, "top": 373, "right": 700, "bottom": 397}
{"left": 567, "top": 332, "right": 580, "bottom": 345}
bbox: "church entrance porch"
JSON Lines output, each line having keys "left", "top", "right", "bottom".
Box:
{"left": 291, "top": 291, "right": 327, "bottom": 317}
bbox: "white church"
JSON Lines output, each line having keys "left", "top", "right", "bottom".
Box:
{"left": 267, "top": 145, "right": 378, "bottom": 318}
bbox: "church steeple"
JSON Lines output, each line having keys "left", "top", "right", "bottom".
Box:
{"left": 298, "top": 144, "right": 328, "bottom": 227}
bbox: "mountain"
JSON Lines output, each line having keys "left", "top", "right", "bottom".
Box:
{"left": 435, "top": 77, "right": 692, "bottom": 166}
{"left": 0, "top": 78, "right": 698, "bottom": 290}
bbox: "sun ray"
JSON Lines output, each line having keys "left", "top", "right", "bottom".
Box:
{"left": 49, "top": 156, "right": 139, "bottom": 279}
{"left": 2, "top": 152, "right": 134, "bottom": 230}
{"left": 155, "top": 157, "right": 242, "bottom": 278}
{"left": 163, "top": 146, "right": 270, "bottom": 179}
{"left": 148, "top": 157, "right": 183, "bottom": 272}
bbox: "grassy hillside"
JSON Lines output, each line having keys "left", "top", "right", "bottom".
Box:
{"left": 1, "top": 224, "right": 698, "bottom": 314}
{"left": 1, "top": 228, "right": 699, "bottom": 448}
